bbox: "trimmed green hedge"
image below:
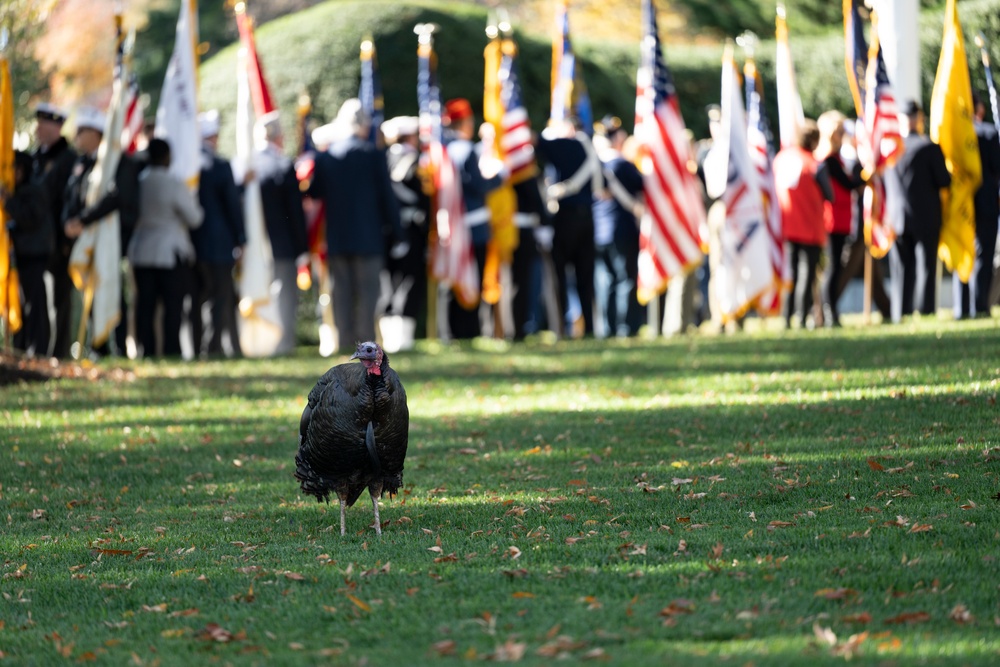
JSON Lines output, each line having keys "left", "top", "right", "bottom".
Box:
{"left": 197, "top": 0, "right": 1000, "bottom": 154}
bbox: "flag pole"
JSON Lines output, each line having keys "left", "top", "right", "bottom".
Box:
{"left": 415, "top": 22, "right": 439, "bottom": 341}
{"left": 0, "top": 27, "right": 11, "bottom": 351}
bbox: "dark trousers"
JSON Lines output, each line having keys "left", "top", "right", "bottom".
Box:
{"left": 193, "top": 261, "right": 241, "bottom": 357}
{"left": 785, "top": 241, "right": 823, "bottom": 327}
{"left": 551, "top": 202, "right": 595, "bottom": 336}
{"left": 835, "top": 235, "right": 891, "bottom": 320}
{"left": 889, "top": 229, "right": 939, "bottom": 322}
{"left": 12, "top": 256, "right": 50, "bottom": 357}
{"left": 510, "top": 227, "right": 538, "bottom": 340}
{"left": 447, "top": 243, "right": 489, "bottom": 340}
{"left": 954, "top": 225, "right": 998, "bottom": 317}
{"left": 49, "top": 255, "right": 73, "bottom": 359}
{"left": 822, "top": 233, "right": 849, "bottom": 324}
{"left": 330, "top": 254, "right": 383, "bottom": 348}
{"left": 134, "top": 264, "right": 190, "bottom": 357}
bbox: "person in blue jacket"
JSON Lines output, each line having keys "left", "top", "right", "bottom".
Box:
{"left": 308, "top": 99, "right": 402, "bottom": 350}
{"left": 192, "top": 110, "right": 246, "bottom": 358}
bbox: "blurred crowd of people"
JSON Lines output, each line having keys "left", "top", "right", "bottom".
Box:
{"left": 2, "top": 91, "right": 998, "bottom": 362}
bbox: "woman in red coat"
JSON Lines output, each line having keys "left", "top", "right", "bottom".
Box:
{"left": 774, "top": 120, "right": 833, "bottom": 329}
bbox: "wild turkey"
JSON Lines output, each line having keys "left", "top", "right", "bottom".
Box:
{"left": 295, "top": 341, "right": 408, "bottom": 535}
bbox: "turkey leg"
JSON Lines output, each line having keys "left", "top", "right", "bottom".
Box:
{"left": 369, "top": 486, "right": 382, "bottom": 536}
{"left": 339, "top": 498, "right": 347, "bottom": 536}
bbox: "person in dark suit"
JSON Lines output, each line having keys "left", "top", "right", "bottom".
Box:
{"left": 62, "top": 106, "right": 142, "bottom": 357}
{"left": 953, "top": 93, "right": 1000, "bottom": 318}
{"left": 31, "top": 103, "right": 77, "bottom": 358}
{"left": 254, "top": 111, "right": 308, "bottom": 355}
{"left": 192, "top": 110, "right": 246, "bottom": 358}
{"left": 308, "top": 99, "right": 402, "bottom": 349}
{"left": 2, "top": 151, "right": 53, "bottom": 357}
{"left": 885, "top": 100, "right": 951, "bottom": 322}
{"left": 442, "top": 98, "right": 503, "bottom": 340}
{"left": 536, "top": 117, "right": 604, "bottom": 337}
{"left": 593, "top": 117, "right": 645, "bottom": 337}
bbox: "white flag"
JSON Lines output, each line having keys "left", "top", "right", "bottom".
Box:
{"left": 155, "top": 0, "right": 200, "bottom": 189}
{"left": 234, "top": 47, "right": 282, "bottom": 357}
{"left": 775, "top": 4, "right": 804, "bottom": 149}
{"left": 714, "top": 45, "right": 774, "bottom": 321}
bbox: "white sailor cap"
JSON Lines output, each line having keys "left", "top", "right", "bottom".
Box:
{"left": 381, "top": 116, "right": 419, "bottom": 143}
{"left": 75, "top": 105, "right": 106, "bottom": 133}
{"left": 198, "top": 109, "right": 221, "bottom": 139}
{"left": 35, "top": 102, "right": 69, "bottom": 123}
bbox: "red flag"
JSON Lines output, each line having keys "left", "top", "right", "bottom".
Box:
{"left": 235, "top": 6, "right": 275, "bottom": 117}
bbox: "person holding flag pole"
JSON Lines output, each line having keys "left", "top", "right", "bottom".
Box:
{"left": 415, "top": 22, "right": 480, "bottom": 341}
{"left": 66, "top": 7, "right": 141, "bottom": 359}
{"left": 928, "top": 0, "right": 979, "bottom": 317}
{"left": 843, "top": 0, "right": 906, "bottom": 324}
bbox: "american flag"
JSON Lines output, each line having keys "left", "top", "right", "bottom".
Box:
{"left": 498, "top": 46, "right": 536, "bottom": 184}
{"left": 550, "top": 0, "right": 592, "bottom": 132}
{"left": 417, "top": 33, "right": 479, "bottom": 309}
{"left": 634, "top": 0, "right": 705, "bottom": 305}
{"left": 120, "top": 75, "right": 144, "bottom": 155}
{"left": 359, "top": 38, "right": 384, "bottom": 147}
{"left": 844, "top": 0, "right": 903, "bottom": 258}
{"left": 744, "top": 57, "right": 787, "bottom": 315}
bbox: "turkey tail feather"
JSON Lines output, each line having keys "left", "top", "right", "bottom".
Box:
{"left": 365, "top": 421, "right": 381, "bottom": 475}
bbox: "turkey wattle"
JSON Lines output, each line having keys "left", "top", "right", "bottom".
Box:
{"left": 295, "top": 341, "right": 409, "bottom": 535}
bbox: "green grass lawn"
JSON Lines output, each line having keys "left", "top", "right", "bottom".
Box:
{"left": 2, "top": 318, "right": 999, "bottom": 665}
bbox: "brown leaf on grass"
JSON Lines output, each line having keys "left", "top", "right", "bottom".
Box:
{"left": 908, "top": 523, "right": 933, "bottom": 533}
{"left": 842, "top": 612, "right": 873, "bottom": 624}
{"left": 346, "top": 594, "right": 370, "bottom": 612}
{"left": 506, "top": 546, "right": 522, "bottom": 559}
{"left": 949, "top": 604, "right": 974, "bottom": 624}
{"left": 884, "top": 611, "right": 931, "bottom": 625}
{"left": 813, "top": 623, "right": 837, "bottom": 647}
{"left": 94, "top": 548, "right": 133, "bottom": 556}
{"left": 197, "top": 623, "right": 245, "bottom": 642}
{"left": 502, "top": 568, "right": 529, "bottom": 578}
{"left": 815, "top": 588, "right": 858, "bottom": 600}
{"left": 886, "top": 462, "right": 915, "bottom": 474}
{"left": 168, "top": 608, "right": 199, "bottom": 618}
{"left": 659, "top": 599, "right": 695, "bottom": 618}
{"left": 867, "top": 458, "right": 885, "bottom": 472}
{"left": 434, "top": 553, "right": 459, "bottom": 563}
{"left": 511, "top": 591, "right": 535, "bottom": 598}
{"left": 491, "top": 638, "right": 527, "bottom": 661}
{"left": 536, "top": 635, "right": 586, "bottom": 657}
{"left": 960, "top": 500, "right": 977, "bottom": 510}
{"left": 581, "top": 647, "right": 609, "bottom": 660}
{"left": 283, "top": 571, "right": 306, "bottom": 581}
{"left": 142, "top": 603, "right": 168, "bottom": 613}
{"left": 710, "top": 542, "right": 724, "bottom": 559}
{"left": 767, "top": 520, "right": 795, "bottom": 530}
{"left": 580, "top": 596, "right": 601, "bottom": 610}
{"left": 431, "top": 640, "right": 457, "bottom": 656}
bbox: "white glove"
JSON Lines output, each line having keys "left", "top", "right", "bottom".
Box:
{"left": 533, "top": 226, "right": 554, "bottom": 252}
{"left": 546, "top": 182, "right": 566, "bottom": 201}
{"left": 390, "top": 241, "right": 410, "bottom": 259}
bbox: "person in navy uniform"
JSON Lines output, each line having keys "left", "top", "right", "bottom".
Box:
{"left": 885, "top": 100, "right": 951, "bottom": 322}
{"left": 379, "top": 115, "right": 430, "bottom": 348}
{"left": 254, "top": 111, "right": 309, "bottom": 354}
{"left": 442, "top": 98, "right": 504, "bottom": 340}
{"left": 536, "top": 116, "right": 604, "bottom": 337}
{"left": 2, "top": 151, "right": 52, "bottom": 357}
{"left": 308, "top": 98, "right": 402, "bottom": 350}
{"left": 593, "top": 116, "right": 645, "bottom": 337}
{"left": 31, "top": 102, "right": 77, "bottom": 358}
{"left": 62, "top": 105, "right": 142, "bottom": 357}
{"left": 193, "top": 110, "right": 246, "bottom": 358}
{"left": 953, "top": 93, "right": 1000, "bottom": 318}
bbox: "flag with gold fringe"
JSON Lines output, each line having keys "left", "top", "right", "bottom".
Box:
{"left": 67, "top": 12, "right": 130, "bottom": 350}
{"left": 929, "top": 0, "right": 982, "bottom": 283}
{"left": 417, "top": 26, "right": 479, "bottom": 310}
{"left": 155, "top": 0, "right": 200, "bottom": 189}
{"left": 0, "top": 39, "right": 20, "bottom": 336}
{"left": 550, "top": 0, "right": 592, "bottom": 131}
{"left": 482, "top": 26, "right": 520, "bottom": 307}
{"left": 775, "top": 3, "right": 804, "bottom": 149}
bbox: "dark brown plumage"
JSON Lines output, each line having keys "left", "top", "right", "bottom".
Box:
{"left": 295, "top": 341, "right": 408, "bottom": 535}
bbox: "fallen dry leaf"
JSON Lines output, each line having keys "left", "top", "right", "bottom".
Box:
{"left": 346, "top": 594, "right": 370, "bottom": 612}
{"left": 884, "top": 611, "right": 931, "bottom": 625}
{"left": 431, "top": 640, "right": 456, "bottom": 656}
{"left": 949, "top": 604, "right": 974, "bottom": 624}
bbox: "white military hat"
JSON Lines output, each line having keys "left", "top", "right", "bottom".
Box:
{"left": 198, "top": 109, "right": 221, "bottom": 139}
{"left": 381, "top": 116, "right": 419, "bottom": 143}
{"left": 35, "top": 102, "right": 69, "bottom": 123}
{"left": 75, "top": 105, "right": 106, "bottom": 133}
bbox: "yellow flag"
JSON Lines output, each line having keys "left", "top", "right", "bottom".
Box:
{"left": 0, "top": 53, "right": 22, "bottom": 334}
{"left": 482, "top": 35, "right": 518, "bottom": 305}
{"left": 929, "top": 0, "right": 981, "bottom": 283}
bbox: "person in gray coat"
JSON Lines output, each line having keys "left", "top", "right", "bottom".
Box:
{"left": 128, "top": 139, "right": 204, "bottom": 357}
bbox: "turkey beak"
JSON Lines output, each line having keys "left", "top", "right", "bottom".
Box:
{"left": 349, "top": 351, "right": 360, "bottom": 360}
